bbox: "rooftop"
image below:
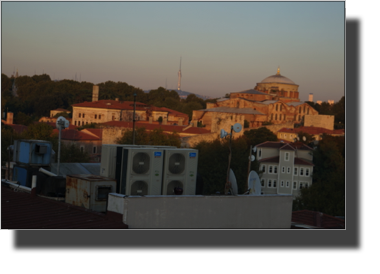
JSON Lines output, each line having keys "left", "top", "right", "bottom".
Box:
{"left": 292, "top": 210, "right": 345, "bottom": 229}
{"left": 231, "top": 89, "right": 268, "bottom": 95}
{"left": 278, "top": 126, "right": 345, "bottom": 135}
{"left": 198, "top": 107, "right": 265, "bottom": 115}
{"left": 1, "top": 185, "right": 128, "bottom": 229}
{"left": 72, "top": 100, "right": 149, "bottom": 110}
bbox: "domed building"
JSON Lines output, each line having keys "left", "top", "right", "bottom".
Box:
{"left": 192, "top": 68, "right": 320, "bottom": 131}
{"left": 230, "top": 67, "right": 300, "bottom": 103}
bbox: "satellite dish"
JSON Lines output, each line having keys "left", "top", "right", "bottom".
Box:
{"left": 232, "top": 123, "right": 242, "bottom": 133}
{"left": 56, "top": 116, "right": 69, "bottom": 129}
{"left": 249, "top": 155, "right": 255, "bottom": 161}
{"left": 247, "top": 170, "right": 261, "bottom": 196}
{"left": 253, "top": 146, "right": 257, "bottom": 153}
{"left": 302, "top": 136, "right": 306, "bottom": 141}
{"left": 220, "top": 129, "right": 228, "bottom": 138}
{"left": 229, "top": 169, "right": 238, "bottom": 195}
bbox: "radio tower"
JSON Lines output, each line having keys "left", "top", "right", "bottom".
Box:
{"left": 177, "top": 57, "right": 182, "bottom": 91}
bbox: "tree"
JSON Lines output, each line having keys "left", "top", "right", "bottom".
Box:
{"left": 293, "top": 135, "right": 345, "bottom": 216}
{"left": 53, "top": 112, "right": 70, "bottom": 119}
{"left": 14, "top": 112, "right": 36, "bottom": 126}
{"left": 23, "top": 122, "right": 55, "bottom": 141}
{"left": 57, "top": 143, "right": 90, "bottom": 163}
{"left": 116, "top": 127, "right": 181, "bottom": 147}
{"left": 194, "top": 136, "right": 260, "bottom": 195}
{"left": 297, "top": 131, "right": 315, "bottom": 145}
{"left": 243, "top": 127, "right": 278, "bottom": 147}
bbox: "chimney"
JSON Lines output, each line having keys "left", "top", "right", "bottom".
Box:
{"left": 92, "top": 86, "right": 99, "bottom": 102}
{"left": 6, "top": 112, "right": 13, "bottom": 125}
{"left": 178, "top": 118, "right": 183, "bottom": 126}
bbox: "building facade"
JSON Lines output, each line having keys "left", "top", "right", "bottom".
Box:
{"left": 192, "top": 68, "right": 319, "bottom": 129}
{"left": 256, "top": 141, "right": 314, "bottom": 197}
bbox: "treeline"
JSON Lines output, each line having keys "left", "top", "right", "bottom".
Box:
{"left": 293, "top": 135, "right": 345, "bottom": 216}
{"left": 1, "top": 73, "right": 217, "bottom": 124}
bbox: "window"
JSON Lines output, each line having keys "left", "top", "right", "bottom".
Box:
{"left": 273, "top": 180, "right": 277, "bottom": 187}
{"left": 300, "top": 168, "right": 304, "bottom": 176}
{"left": 285, "top": 152, "right": 289, "bottom": 161}
{"left": 306, "top": 168, "right": 310, "bottom": 176}
{"left": 281, "top": 181, "right": 284, "bottom": 187}
{"left": 280, "top": 104, "right": 283, "bottom": 111}
{"left": 112, "top": 114, "right": 115, "bottom": 121}
{"left": 83, "top": 113, "right": 85, "bottom": 118}
{"left": 80, "top": 146, "right": 84, "bottom": 153}
{"left": 275, "top": 114, "right": 277, "bottom": 120}
{"left": 282, "top": 166, "right": 285, "bottom": 173}
{"left": 303, "top": 106, "right": 305, "bottom": 113}
{"left": 286, "top": 181, "right": 290, "bottom": 188}
{"left": 284, "top": 134, "right": 287, "bottom": 138}
{"left": 99, "top": 114, "right": 101, "bottom": 119}
{"left": 305, "top": 183, "right": 309, "bottom": 188}
{"left": 82, "top": 121, "right": 84, "bottom": 126}
{"left": 259, "top": 149, "right": 262, "bottom": 158}
{"left": 261, "top": 179, "right": 265, "bottom": 187}
{"left": 86, "top": 121, "right": 88, "bottom": 125}
{"left": 261, "top": 165, "right": 266, "bottom": 173}
{"left": 93, "top": 146, "right": 97, "bottom": 153}
{"left": 287, "top": 167, "right": 291, "bottom": 173}
{"left": 79, "top": 113, "right": 81, "bottom": 118}
{"left": 284, "top": 114, "right": 286, "bottom": 120}
{"left": 75, "top": 121, "right": 77, "bottom": 126}
{"left": 95, "top": 114, "right": 97, "bottom": 119}
{"left": 274, "top": 166, "right": 277, "bottom": 174}
{"left": 271, "top": 114, "right": 273, "bottom": 120}
{"left": 268, "top": 180, "right": 272, "bottom": 188}
{"left": 299, "top": 108, "right": 301, "bottom": 114}
{"left": 269, "top": 166, "right": 273, "bottom": 174}
{"left": 293, "top": 182, "right": 297, "bottom": 189}
{"left": 299, "top": 183, "right": 303, "bottom": 189}
{"left": 276, "top": 104, "right": 278, "bottom": 111}
{"left": 294, "top": 167, "right": 298, "bottom": 175}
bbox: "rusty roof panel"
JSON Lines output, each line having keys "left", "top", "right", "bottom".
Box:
{"left": 1, "top": 186, "right": 128, "bottom": 229}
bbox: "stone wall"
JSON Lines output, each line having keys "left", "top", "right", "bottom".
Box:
{"left": 304, "top": 115, "right": 334, "bottom": 130}
{"left": 102, "top": 127, "right": 127, "bottom": 144}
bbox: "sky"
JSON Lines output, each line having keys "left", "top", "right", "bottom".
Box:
{"left": 1, "top": 1, "right": 344, "bottom": 102}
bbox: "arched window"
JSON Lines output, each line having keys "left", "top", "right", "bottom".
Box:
{"left": 275, "top": 114, "right": 277, "bottom": 120}
{"left": 276, "top": 104, "right": 278, "bottom": 111}
{"left": 95, "top": 114, "right": 97, "bottom": 119}
{"left": 307, "top": 108, "right": 309, "bottom": 114}
{"left": 299, "top": 108, "right": 301, "bottom": 114}
{"left": 79, "top": 113, "right": 81, "bottom": 118}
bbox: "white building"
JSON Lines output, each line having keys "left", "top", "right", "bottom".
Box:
{"left": 256, "top": 141, "right": 314, "bottom": 196}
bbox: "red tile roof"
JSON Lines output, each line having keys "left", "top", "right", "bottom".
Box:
{"left": 45, "top": 121, "right": 78, "bottom": 130}
{"left": 278, "top": 126, "right": 345, "bottom": 135}
{"left": 279, "top": 143, "right": 295, "bottom": 151}
{"left": 1, "top": 185, "right": 128, "bottom": 229}
{"left": 150, "top": 106, "right": 188, "bottom": 118}
{"left": 292, "top": 210, "right": 345, "bottom": 229}
{"left": 52, "top": 128, "right": 101, "bottom": 141}
{"left": 256, "top": 141, "right": 285, "bottom": 149}
{"left": 259, "top": 156, "right": 280, "bottom": 163}
{"left": 82, "top": 128, "right": 103, "bottom": 139}
{"left": 72, "top": 100, "right": 149, "bottom": 111}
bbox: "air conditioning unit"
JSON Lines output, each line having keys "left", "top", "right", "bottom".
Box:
{"left": 162, "top": 149, "right": 198, "bottom": 195}
{"left": 119, "top": 147, "right": 165, "bottom": 195}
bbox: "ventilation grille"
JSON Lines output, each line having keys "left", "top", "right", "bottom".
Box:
{"left": 131, "top": 180, "right": 148, "bottom": 195}
{"left": 132, "top": 152, "right": 150, "bottom": 174}
{"left": 168, "top": 153, "right": 185, "bottom": 174}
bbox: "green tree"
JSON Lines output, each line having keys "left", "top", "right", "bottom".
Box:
{"left": 14, "top": 112, "right": 36, "bottom": 126}
{"left": 58, "top": 143, "right": 90, "bottom": 163}
{"left": 22, "top": 123, "right": 55, "bottom": 141}
{"left": 194, "top": 136, "right": 260, "bottom": 195}
{"left": 297, "top": 131, "right": 315, "bottom": 145}
{"left": 243, "top": 127, "right": 278, "bottom": 147}
{"left": 293, "top": 135, "right": 345, "bottom": 216}
{"left": 116, "top": 127, "right": 181, "bottom": 147}
{"left": 53, "top": 112, "right": 71, "bottom": 119}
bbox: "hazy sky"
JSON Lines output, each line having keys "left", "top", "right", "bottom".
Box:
{"left": 1, "top": 1, "right": 344, "bottom": 102}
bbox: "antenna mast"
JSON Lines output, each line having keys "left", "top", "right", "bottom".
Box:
{"left": 177, "top": 57, "right": 182, "bottom": 91}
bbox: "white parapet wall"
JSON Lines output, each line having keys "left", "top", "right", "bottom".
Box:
{"left": 114, "top": 195, "right": 293, "bottom": 229}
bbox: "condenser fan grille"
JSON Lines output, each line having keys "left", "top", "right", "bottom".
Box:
{"left": 168, "top": 153, "right": 185, "bottom": 174}
{"left": 132, "top": 152, "right": 150, "bottom": 174}
{"left": 131, "top": 180, "right": 148, "bottom": 195}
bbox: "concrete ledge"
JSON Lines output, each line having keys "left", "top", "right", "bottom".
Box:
{"left": 122, "top": 195, "right": 293, "bottom": 229}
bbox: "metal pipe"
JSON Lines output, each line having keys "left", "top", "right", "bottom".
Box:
{"left": 32, "top": 175, "right": 37, "bottom": 189}
{"left": 39, "top": 167, "right": 57, "bottom": 177}
{"left": 132, "top": 93, "right": 137, "bottom": 145}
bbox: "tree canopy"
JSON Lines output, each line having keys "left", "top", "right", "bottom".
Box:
{"left": 116, "top": 127, "right": 181, "bottom": 147}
